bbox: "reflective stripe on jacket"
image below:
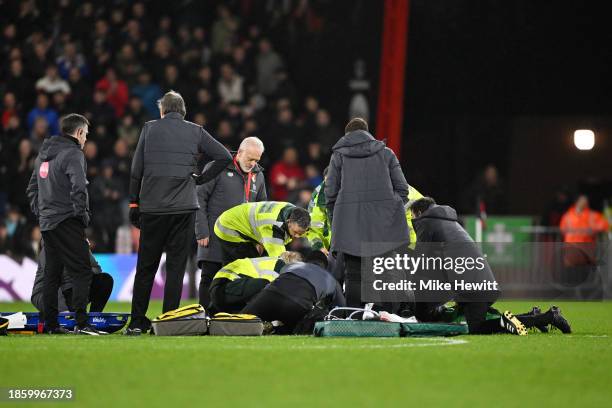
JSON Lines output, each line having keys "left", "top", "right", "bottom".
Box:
{"left": 214, "top": 201, "right": 294, "bottom": 256}
{"left": 405, "top": 184, "right": 425, "bottom": 247}
{"left": 306, "top": 182, "right": 331, "bottom": 250}
{"left": 213, "top": 256, "right": 280, "bottom": 282}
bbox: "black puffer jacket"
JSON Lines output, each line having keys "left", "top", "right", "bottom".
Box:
{"left": 325, "top": 130, "right": 409, "bottom": 256}
{"left": 412, "top": 204, "right": 499, "bottom": 302}
{"left": 196, "top": 159, "right": 267, "bottom": 263}
{"left": 129, "top": 112, "right": 232, "bottom": 213}
{"left": 26, "top": 135, "right": 90, "bottom": 231}
{"left": 412, "top": 205, "right": 473, "bottom": 243}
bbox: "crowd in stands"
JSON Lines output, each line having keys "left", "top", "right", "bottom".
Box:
{"left": 3, "top": 2, "right": 606, "bottom": 261}
{"left": 0, "top": 1, "right": 341, "bottom": 257}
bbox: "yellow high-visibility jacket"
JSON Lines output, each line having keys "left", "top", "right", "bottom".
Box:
{"left": 213, "top": 256, "right": 281, "bottom": 282}
{"left": 305, "top": 182, "right": 331, "bottom": 250}
{"left": 406, "top": 184, "right": 425, "bottom": 247}
{"left": 214, "top": 201, "right": 294, "bottom": 257}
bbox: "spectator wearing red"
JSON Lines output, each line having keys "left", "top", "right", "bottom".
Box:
{"left": 269, "top": 146, "right": 305, "bottom": 201}
{"left": 1, "top": 92, "right": 19, "bottom": 129}
{"left": 95, "top": 68, "right": 129, "bottom": 117}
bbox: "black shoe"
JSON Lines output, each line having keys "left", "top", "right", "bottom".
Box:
{"left": 74, "top": 325, "right": 108, "bottom": 335}
{"left": 501, "top": 311, "right": 528, "bottom": 336}
{"left": 547, "top": 306, "right": 572, "bottom": 334}
{"left": 529, "top": 306, "right": 549, "bottom": 333}
{"left": 125, "top": 317, "right": 151, "bottom": 336}
{"left": 0, "top": 317, "right": 8, "bottom": 335}
{"left": 124, "top": 327, "right": 143, "bottom": 336}
{"left": 45, "top": 326, "right": 71, "bottom": 334}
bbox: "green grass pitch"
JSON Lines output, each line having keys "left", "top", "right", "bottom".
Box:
{"left": 1, "top": 300, "right": 611, "bottom": 407}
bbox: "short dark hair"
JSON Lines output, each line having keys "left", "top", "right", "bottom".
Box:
{"left": 345, "top": 117, "right": 368, "bottom": 133}
{"left": 410, "top": 197, "right": 436, "bottom": 217}
{"left": 158, "top": 90, "right": 186, "bottom": 117}
{"left": 305, "top": 250, "right": 328, "bottom": 269}
{"left": 60, "top": 114, "right": 90, "bottom": 136}
{"left": 288, "top": 207, "right": 311, "bottom": 230}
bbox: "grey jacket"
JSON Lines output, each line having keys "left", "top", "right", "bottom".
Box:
{"left": 129, "top": 112, "right": 232, "bottom": 213}
{"left": 26, "top": 135, "right": 90, "bottom": 231}
{"left": 325, "top": 130, "right": 409, "bottom": 256}
{"left": 196, "top": 159, "right": 267, "bottom": 263}
{"left": 280, "top": 262, "right": 346, "bottom": 308}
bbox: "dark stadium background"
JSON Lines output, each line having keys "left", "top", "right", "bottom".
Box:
{"left": 402, "top": 0, "right": 612, "bottom": 215}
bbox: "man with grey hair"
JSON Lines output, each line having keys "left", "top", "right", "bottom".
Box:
{"left": 126, "top": 90, "right": 232, "bottom": 335}
{"left": 196, "top": 136, "right": 268, "bottom": 306}
{"left": 194, "top": 136, "right": 267, "bottom": 307}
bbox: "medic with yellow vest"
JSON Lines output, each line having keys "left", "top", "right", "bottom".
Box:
{"left": 214, "top": 201, "right": 311, "bottom": 264}
{"left": 209, "top": 253, "right": 301, "bottom": 312}
{"left": 406, "top": 184, "right": 425, "bottom": 247}
{"left": 305, "top": 179, "right": 331, "bottom": 252}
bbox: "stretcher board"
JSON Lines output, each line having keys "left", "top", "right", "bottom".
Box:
{"left": 0, "top": 312, "right": 130, "bottom": 334}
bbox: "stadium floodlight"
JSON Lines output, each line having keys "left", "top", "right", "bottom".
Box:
{"left": 574, "top": 129, "right": 595, "bottom": 150}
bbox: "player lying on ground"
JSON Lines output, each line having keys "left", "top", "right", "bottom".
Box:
{"left": 410, "top": 197, "right": 571, "bottom": 335}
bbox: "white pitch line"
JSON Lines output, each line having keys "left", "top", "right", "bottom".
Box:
{"left": 213, "top": 337, "right": 469, "bottom": 350}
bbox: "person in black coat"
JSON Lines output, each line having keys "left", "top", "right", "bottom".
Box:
{"left": 325, "top": 118, "right": 410, "bottom": 307}
{"left": 410, "top": 197, "right": 571, "bottom": 335}
{"left": 126, "top": 91, "right": 232, "bottom": 335}
{"left": 26, "top": 114, "right": 100, "bottom": 334}
{"left": 195, "top": 137, "right": 268, "bottom": 307}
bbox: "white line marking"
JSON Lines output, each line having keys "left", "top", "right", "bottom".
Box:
{"left": 213, "top": 337, "right": 469, "bottom": 350}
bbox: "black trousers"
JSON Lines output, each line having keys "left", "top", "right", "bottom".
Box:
{"left": 41, "top": 218, "right": 92, "bottom": 328}
{"left": 344, "top": 253, "right": 395, "bottom": 309}
{"left": 344, "top": 254, "right": 363, "bottom": 308}
{"left": 130, "top": 212, "right": 194, "bottom": 329}
{"left": 32, "top": 273, "right": 114, "bottom": 313}
{"left": 242, "top": 276, "right": 314, "bottom": 334}
{"left": 65, "top": 273, "right": 114, "bottom": 312}
{"left": 198, "top": 260, "right": 221, "bottom": 307}
{"left": 209, "top": 277, "right": 269, "bottom": 313}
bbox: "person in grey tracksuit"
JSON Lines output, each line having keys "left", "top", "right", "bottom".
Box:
{"left": 126, "top": 91, "right": 232, "bottom": 333}
{"left": 26, "top": 113, "right": 94, "bottom": 332}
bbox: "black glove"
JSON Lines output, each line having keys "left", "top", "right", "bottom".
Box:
{"left": 192, "top": 172, "right": 204, "bottom": 185}
{"left": 129, "top": 206, "right": 141, "bottom": 228}
{"left": 77, "top": 212, "right": 90, "bottom": 227}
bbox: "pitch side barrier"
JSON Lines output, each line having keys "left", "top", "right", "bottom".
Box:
{"left": 359, "top": 239, "right": 611, "bottom": 302}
